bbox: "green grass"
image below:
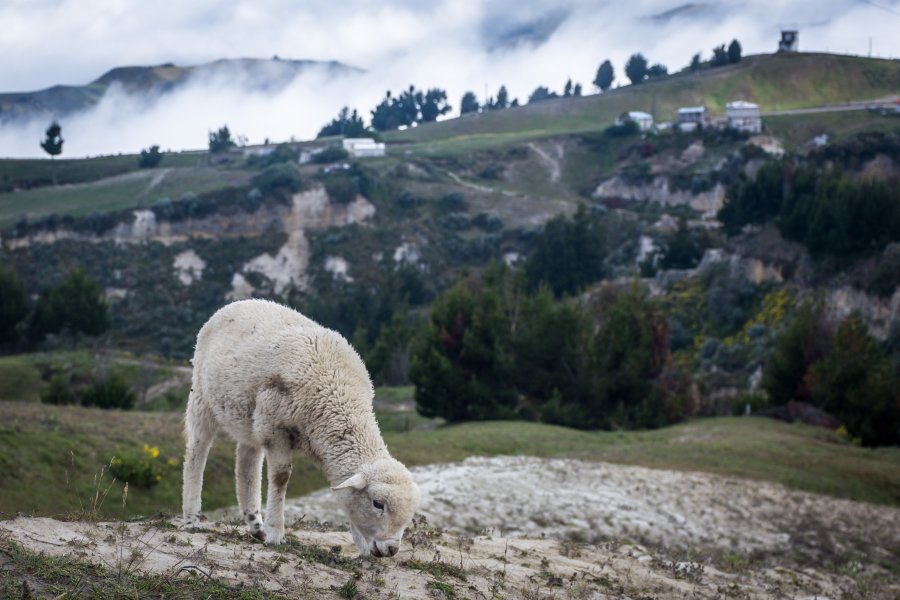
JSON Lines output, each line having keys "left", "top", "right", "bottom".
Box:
{"left": 385, "top": 53, "right": 900, "bottom": 155}
{"left": 1, "top": 401, "right": 897, "bottom": 519}
{"left": 0, "top": 165, "right": 254, "bottom": 226}
{"left": 0, "top": 152, "right": 204, "bottom": 189}
{"left": 764, "top": 111, "right": 900, "bottom": 152}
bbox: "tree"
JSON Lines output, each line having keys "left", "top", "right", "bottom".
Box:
{"left": 763, "top": 302, "right": 831, "bottom": 405}
{"left": 593, "top": 287, "right": 669, "bottom": 429}
{"left": 809, "top": 315, "right": 900, "bottom": 446}
{"left": 563, "top": 79, "right": 573, "bottom": 97}
{"left": 525, "top": 205, "right": 606, "bottom": 297}
{"left": 527, "top": 86, "right": 558, "bottom": 104}
{"left": 647, "top": 63, "right": 668, "bottom": 78}
{"left": 31, "top": 269, "right": 109, "bottom": 347}
{"left": 659, "top": 218, "right": 707, "bottom": 269}
{"left": 0, "top": 267, "right": 28, "bottom": 345}
{"left": 40, "top": 121, "right": 64, "bottom": 158}
{"left": 625, "top": 53, "right": 649, "bottom": 85}
{"left": 728, "top": 39, "right": 743, "bottom": 63}
{"left": 420, "top": 88, "right": 452, "bottom": 122}
{"left": 138, "top": 145, "right": 162, "bottom": 168}
{"left": 460, "top": 91, "right": 480, "bottom": 115}
{"left": 208, "top": 125, "right": 236, "bottom": 153}
{"left": 318, "top": 107, "right": 369, "bottom": 138}
{"left": 690, "top": 53, "right": 702, "bottom": 71}
{"left": 711, "top": 44, "right": 729, "bottom": 67}
{"left": 594, "top": 59, "right": 614, "bottom": 91}
{"left": 573, "top": 83, "right": 582, "bottom": 96}
{"left": 485, "top": 86, "right": 515, "bottom": 110}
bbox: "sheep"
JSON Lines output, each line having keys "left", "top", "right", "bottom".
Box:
{"left": 182, "top": 299, "right": 420, "bottom": 557}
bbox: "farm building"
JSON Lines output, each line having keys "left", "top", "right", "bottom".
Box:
{"left": 342, "top": 137, "right": 386, "bottom": 158}
{"left": 622, "top": 111, "right": 654, "bottom": 131}
{"left": 677, "top": 106, "right": 706, "bottom": 132}
{"left": 778, "top": 30, "right": 799, "bottom": 53}
{"left": 726, "top": 101, "right": 762, "bottom": 134}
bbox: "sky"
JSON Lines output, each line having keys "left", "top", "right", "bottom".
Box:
{"left": 1, "top": 0, "right": 899, "bottom": 157}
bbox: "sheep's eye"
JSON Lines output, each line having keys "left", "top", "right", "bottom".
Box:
{"left": 373, "top": 500, "right": 385, "bottom": 510}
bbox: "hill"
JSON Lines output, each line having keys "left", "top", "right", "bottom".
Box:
{"left": 386, "top": 53, "right": 900, "bottom": 153}
{"left": 0, "top": 58, "right": 361, "bottom": 124}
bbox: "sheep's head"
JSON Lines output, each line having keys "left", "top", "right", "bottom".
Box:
{"left": 332, "top": 457, "right": 420, "bottom": 558}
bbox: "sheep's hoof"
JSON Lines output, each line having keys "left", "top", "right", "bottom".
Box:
{"left": 250, "top": 529, "right": 267, "bottom": 542}
{"left": 264, "top": 529, "right": 284, "bottom": 545}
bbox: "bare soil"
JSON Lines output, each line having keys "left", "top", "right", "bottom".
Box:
{"left": 3, "top": 456, "right": 898, "bottom": 598}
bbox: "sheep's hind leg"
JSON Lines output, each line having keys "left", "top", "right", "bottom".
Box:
{"left": 235, "top": 443, "right": 265, "bottom": 541}
{"left": 263, "top": 437, "right": 293, "bottom": 545}
{"left": 182, "top": 392, "right": 217, "bottom": 529}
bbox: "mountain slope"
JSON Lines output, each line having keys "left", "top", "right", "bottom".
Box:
{"left": 0, "top": 58, "right": 361, "bottom": 123}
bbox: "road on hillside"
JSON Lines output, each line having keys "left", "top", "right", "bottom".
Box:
{"left": 763, "top": 95, "right": 899, "bottom": 116}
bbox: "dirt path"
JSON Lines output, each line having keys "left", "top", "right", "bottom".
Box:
{"left": 444, "top": 169, "right": 520, "bottom": 197}
{"left": 2, "top": 515, "right": 890, "bottom": 599}
{"left": 527, "top": 142, "right": 563, "bottom": 183}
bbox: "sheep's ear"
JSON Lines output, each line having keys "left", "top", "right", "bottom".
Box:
{"left": 332, "top": 473, "right": 367, "bottom": 491}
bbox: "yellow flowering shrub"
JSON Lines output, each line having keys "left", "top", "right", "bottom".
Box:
{"left": 109, "top": 444, "right": 179, "bottom": 488}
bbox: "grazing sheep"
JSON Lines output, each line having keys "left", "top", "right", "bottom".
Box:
{"left": 182, "top": 299, "right": 419, "bottom": 557}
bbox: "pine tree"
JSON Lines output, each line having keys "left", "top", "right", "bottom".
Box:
{"left": 593, "top": 59, "right": 614, "bottom": 91}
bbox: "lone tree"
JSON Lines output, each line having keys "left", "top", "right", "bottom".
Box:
{"left": 594, "top": 59, "right": 614, "bottom": 91}
{"left": 690, "top": 53, "right": 702, "bottom": 71}
{"left": 208, "top": 125, "right": 236, "bottom": 153}
{"left": 460, "top": 91, "right": 480, "bottom": 115}
{"left": 40, "top": 121, "right": 64, "bottom": 158}
{"left": 625, "top": 53, "right": 649, "bottom": 85}
{"left": 728, "top": 39, "right": 743, "bottom": 63}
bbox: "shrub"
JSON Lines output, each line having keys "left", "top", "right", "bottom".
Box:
{"left": 252, "top": 163, "right": 303, "bottom": 194}
{"left": 438, "top": 192, "right": 467, "bottom": 212}
{"left": 109, "top": 444, "right": 179, "bottom": 488}
{"left": 80, "top": 372, "right": 136, "bottom": 410}
{"left": 310, "top": 145, "right": 349, "bottom": 164}
{"left": 40, "top": 375, "right": 78, "bottom": 405}
{"left": 138, "top": 145, "right": 163, "bottom": 168}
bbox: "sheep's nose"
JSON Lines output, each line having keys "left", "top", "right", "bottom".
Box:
{"left": 387, "top": 544, "right": 398, "bottom": 557}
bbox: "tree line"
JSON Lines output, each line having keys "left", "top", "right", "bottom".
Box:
{"left": 0, "top": 267, "right": 109, "bottom": 350}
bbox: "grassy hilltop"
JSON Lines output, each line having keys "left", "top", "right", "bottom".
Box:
{"left": 385, "top": 53, "right": 900, "bottom": 153}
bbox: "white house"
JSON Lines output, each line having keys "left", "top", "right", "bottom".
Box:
{"left": 726, "top": 101, "right": 762, "bottom": 134}
{"left": 677, "top": 106, "right": 706, "bottom": 132}
{"left": 626, "top": 111, "right": 654, "bottom": 131}
{"left": 342, "top": 138, "right": 386, "bottom": 158}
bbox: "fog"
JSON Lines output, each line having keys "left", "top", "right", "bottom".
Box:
{"left": 1, "top": 0, "right": 898, "bottom": 157}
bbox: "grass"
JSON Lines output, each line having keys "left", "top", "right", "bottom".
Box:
{"left": 385, "top": 53, "right": 900, "bottom": 155}
{"left": 0, "top": 165, "right": 254, "bottom": 227}
{"left": 764, "top": 111, "right": 900, "bottom": 152}
{"left": 0, "top": 152, "right": 204, "bottom": 190}
{"left": 1, "top": 400, "right": 898, "bottom": 519}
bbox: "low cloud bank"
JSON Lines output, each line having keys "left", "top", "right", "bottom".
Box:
{"left": 1, "top": 0, "right": 897, "bottom": 157}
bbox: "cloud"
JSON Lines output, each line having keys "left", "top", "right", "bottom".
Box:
{"left": 1, "top": 0, "right": 898, "bottom": 157}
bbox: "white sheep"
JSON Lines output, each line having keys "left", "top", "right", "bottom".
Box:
{"left": 182, "top": 299, "right": 420, "bottom": 557}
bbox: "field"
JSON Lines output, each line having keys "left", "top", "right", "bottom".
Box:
{"left": 0, "top": 164, "right": 254, "bottom": 226}
{"left": 1, "top": 397, "right": 898, "bottom": 520}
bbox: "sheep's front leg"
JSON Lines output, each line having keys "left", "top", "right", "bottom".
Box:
{"left": 235, "top": 443, "right": 265, "bottom": 541}
{"left": 263, "top": 439, "right": 293, "bottom": 545}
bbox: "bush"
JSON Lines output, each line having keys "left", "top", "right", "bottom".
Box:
{"left": 138, "top": 145, "right": 162, "bottom": 168}
{"left": 252, "top": 163, "right": 303, "bottom": 194}
{"left": 80, "top": 372, "right": 136, "bottom": 410}
{"left": 109, "top": 444, "right": 178, "bottom": 488}
{"left": 310, "top": 145, "right": 349, "bottom": 164}
{"left": 40, "top": 375, "right": 78, "bottom": 405}
{"left": 438, "top": 192, "right": 467, "bottom": 212}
